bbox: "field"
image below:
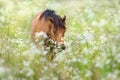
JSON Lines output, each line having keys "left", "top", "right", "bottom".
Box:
{"left": 0, "top": 0, "right": 120, "bottom": 80}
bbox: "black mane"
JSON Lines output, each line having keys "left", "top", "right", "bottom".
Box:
{"left": 40, "top": 9, "right": 66, "bottom": 29}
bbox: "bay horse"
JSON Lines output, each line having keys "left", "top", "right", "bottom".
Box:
{"left": 31, "top": 9, "right": 66, "bottom": 60}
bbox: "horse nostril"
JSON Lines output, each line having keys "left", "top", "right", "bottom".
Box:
{"left": 57, "top": 42, "right": 65, "bottom": 50}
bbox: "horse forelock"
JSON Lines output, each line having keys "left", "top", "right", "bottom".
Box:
{"left": 40, "top": 9, "right": 66, "bottom": 30}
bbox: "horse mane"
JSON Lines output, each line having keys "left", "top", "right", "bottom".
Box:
{"left": 40, "top": 9, "right": 66, "bottom": 29}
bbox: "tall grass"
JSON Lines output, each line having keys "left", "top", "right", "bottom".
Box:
{"left": 0, "top": 0, "right": 120, "bottom": 80}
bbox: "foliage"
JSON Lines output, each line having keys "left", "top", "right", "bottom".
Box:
{"left": 0, "top": 0, "right": 120, "bottom": 80}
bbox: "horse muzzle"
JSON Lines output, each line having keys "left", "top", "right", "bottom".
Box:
{"left": 61, "top": 44, "right": 65, "bottom": 50}
{"left": 56, "top": 42, "right": 65, "bottom": 50}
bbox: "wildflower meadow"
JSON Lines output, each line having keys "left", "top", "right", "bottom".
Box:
{"left": 0, "top": 0, "right": 120, "bottom": 80}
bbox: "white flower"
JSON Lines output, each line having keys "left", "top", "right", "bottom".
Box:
{"left": 26, "top": 69, "right": 34, "bottom": 77}
{"left": 42, "top": 50, "right": 48, "bottom": 55}
{"left": 83, "top": 60, "right": 88, "bottom": 65}
{"left": 85, "top": 70, "right": 92, "bottom": 77}
{"left": 95, "top": 62, "right": 102, "bottom": 68}
{"left": 83, "top": 33, "right": 94, "bottom": 44}
{"left": 20, "top": 68, "right": 34, "bottom": 77}
{"left": 68, "top": 67, "right": 73, "bottom": 72}
{"left": 0, "top": 16, "right": 5, "bottom": 23}
{"left": 71, "top": 58, "right": 77, "bottom": 62}
{"left": 92, "top": 21, "right": 98, "bottom": 26}
{"left": 82, "top": 47, "right": 88, "bottom": 53}
{"left": 43, "top": 66, "right": 48, "bottom": 71}
{"left": 92, "top": 19, "right": 107, "bottom": 27}
{"left": 99, "top": 19, "right": 107, "bottom": 27}
{"left": 64, "top": 41, "right": 72, "bottom": 47}
{"left": 100, "top": 35, "right": 107, "bottom": 43}
{"left": 106, "top": 70, "right": 119, "bottom": 80}
{"left": 115, "top": 54, "right": 120, "bottom": 63}
{"left": 93, "top": 46, "right": 99, "bottom": 50}
{"left": 35, "top": 32, "right": 47, "bottom": 38}
{"left": 106, "top": 59, "right": 111, "bottom": 64}
{"left": 35, "top": 32, "right": 47, "bottom": 42}
{"left": 0, "top": 59, "right": 4, "bottom": 65}
{"left": 0, "top": 67, "right": 5, "bottom": 75}
{"left": 23, "top": 61, "right": 31, "bottom": 67}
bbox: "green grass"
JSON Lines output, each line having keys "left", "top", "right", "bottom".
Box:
{"left": 0, "top": 0, "right": 120, "bottom": 80}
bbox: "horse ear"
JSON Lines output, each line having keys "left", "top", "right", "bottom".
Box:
{"left": 48, "top": 17, "right": 54, "bottom": 23}
{"left": 63, "top": 15, "right": 66, "bottom": 22}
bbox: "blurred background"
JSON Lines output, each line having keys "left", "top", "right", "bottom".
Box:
{"left": 0, "top": 0, "right": 120, "bottom": 80}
